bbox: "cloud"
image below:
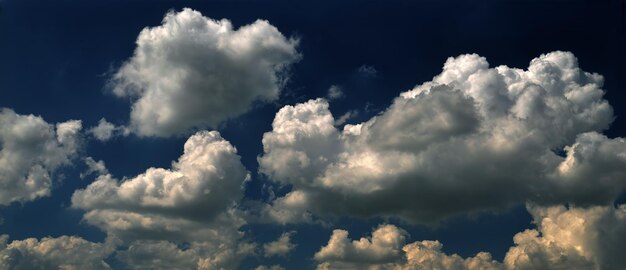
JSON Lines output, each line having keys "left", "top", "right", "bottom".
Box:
{"left": 72, "top": 130, "right": 253, "bottom": 268}
{"left": 314, "top": 224, "right": 408, "bottom": 266}
{"left": 258, "top": 51, "right": 626, "bottom": 223}
{"left": 314, "top": 224, "right": 501, "bottom": 270}
{"left": 0, "top": 108, "right": 82, "bottom": 205}
{"left": 263, "top": 231, "right": 296, "bottom": 257}
{"left": 314, "top": 204, "right": 626, "bottom": 269}
{"left": 357, "top": 65, "right": 377, "bottom": 77}
{"left": 504, "top": 204, "right": 626, "bottom": 270}
{"left": 80, "top": 157, "right": 108, "bottom": 179}
{"left": 0, "top": 235, "right": 113, "bottom": 270}
{"left": 88, "top": 118, "right": 124, "bottom": 142}
{"left": 327, "top": 85, "right": 344, "bottom": 100}
{"left": 110, "top": 8, "right": 300, "bottom": 137}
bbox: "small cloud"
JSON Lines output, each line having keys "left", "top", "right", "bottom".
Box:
{"left": 334, "top": 110, "right": 358, "bottom": 126}
{"left": 88, "top": 118, "right": 125, "bottom": 142}
{"left": 263, "top": 231, "right": 297, "bottom": 257}
{"left": 80, "top": 157, "right": 109, "bottom": 179}
{"left": 357, "top": 65, "right": 377, "bottom": 77}
{"left": 326, "top": 85, "right": 344, "bottom": 100}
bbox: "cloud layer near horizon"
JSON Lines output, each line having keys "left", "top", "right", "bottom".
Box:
{"left": 258, "top": 51, "right": 626, "bottom": 223}
{"left": 314, "top": 204, "right": 626, "bottom": 270}
{"left": 111, "top": 8, "right": 300, "bottom": 137}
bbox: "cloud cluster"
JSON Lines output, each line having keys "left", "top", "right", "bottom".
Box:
{"left": 72, "top": 130, "right": 252, "bottom": 268}
{"left": 0, "top": 235, "right": 112, "bottom": 270}
{"left": 111, "top": 8, "right": 300, "bottom": 137}
{"left": 0, "top": 108, "right": 82, "bottom": 205}
{"left": 315, "top": 204, "right": 626, "bottom": 269}
{"left": 314, "top": 224, "right": 501, "bottom": 270}
{"left": 258, "top": 51, "right": 626, "bottom": 223}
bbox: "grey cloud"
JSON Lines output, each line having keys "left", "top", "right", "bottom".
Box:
{"left": 258, "top": 51, "right": 626, "bottom": 223}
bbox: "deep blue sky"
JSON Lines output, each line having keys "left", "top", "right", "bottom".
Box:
{"left": 1, "top": 0, "right": 625, "bottom": 269}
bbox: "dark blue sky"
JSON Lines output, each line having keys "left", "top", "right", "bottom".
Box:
{"left": 1, "top": 0, "right": 625, "bottom": 269}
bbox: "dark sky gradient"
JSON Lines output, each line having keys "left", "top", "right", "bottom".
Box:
{"left": 1, "top": 0, "right": 625, "bottom": 268}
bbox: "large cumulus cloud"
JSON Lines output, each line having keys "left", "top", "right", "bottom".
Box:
{"left": 258, "top": 51, "right": 626, "bottom": 223}
{"left": 0, "top": 108, "right": 81, "bottom": 205}
{"left": 315, "top": 204, "right": 626, "bottom": 269}
{"left": 72, "top": 131, "right": 252, "bottom": 268}
{"left": 111, "top": 8, "right": 300, "bottom": 137}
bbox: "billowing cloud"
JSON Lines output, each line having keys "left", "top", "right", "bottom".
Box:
{"left": 314, "top": 224, "right": 501, "bottom": 270}
{"left": 0, "top": 235, "right": 112, "bottom": 270}
{"left": 315, "top": 204, "right": 626, "bottom": 269}
{"left": 258, "top": 51, "right": 626, "bottom": 223}
{"left": 0, "top": 108, "right": 82, "bottom": 205}
{"left": 504, "top": 204, "right": 626, "bottom": 270}
{"left": 263, "top": 231, "right": 296, "bottom": 257}
{"left": 255, "top": 265, "right": 286, "bottom": 270}
{"left": 111, "top": 8, "right": 300, "bottom": 137}
{"left": 72, "top": 130, "right": 252, "bottom": 268}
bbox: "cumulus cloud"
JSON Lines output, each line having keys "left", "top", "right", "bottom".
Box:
{"left": 110, "top": 8, "right": 300, "bottom": 137}
{"left": 263, "top": 231, "right": 296, "bottom": 257}
{"left": 0, "top": 235, "right": 112, "bottom": 270}
{"left": 0, "top": 108, "right": 82, "bottom": 205}
{"left": 258, "top": 51, "right": 626, "bottom": 223}
{"left": 88, "top": 118, "right": 124, "bottom": 142}
{"left": 315, "top": 205, "right": 626, "bottom": 270}
{"left": 314, "top": 224, "right": 501, "bottom": 270}
{"left": 504, "top": 204, "right": 626, "bottom": 270}
{"left": 72, "top": 130, "right": 252, "bottom": 268}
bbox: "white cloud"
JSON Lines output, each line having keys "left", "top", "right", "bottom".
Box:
{"left": 263, "top": 231, "right": 296, "bottom": 257}
{"left": 88, "top": 118, "right": 123, "bottom": 142}
{"left": 0, "top": 108, "right": 82, "bottom": 205}
{"left": 0, "top": 235, "right": 113, "bottom": 270}
{"left": 258, "top": 51, "right": 626, "bottom": 223}
{"left": 111, "top": 8, "right": 300, "bottom": 137}
{"left": 72, "top": 130, "right": 253, "bottom": 268}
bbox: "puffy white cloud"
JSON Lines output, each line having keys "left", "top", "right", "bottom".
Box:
{"left": 504, "top": 204, "right": 626, "bottom": 270}
{"left": 0, "top": 108, "right": 82, "bottom": 205}
{"left": 111, "top": 8, "right": 300, "bottom": 137}
{"left": 88, "top": 118, "right": 124, "bottom": 142}
{"left": 0, "top": 235, "right": 112, "bottom": 270}
{"left": 314, "top": 224, "right": 501, "bottom": 270}
{"left": 258, "top": 51, "right": 626, "bottom": 223}
{"left": 72, "top": 130, "right": 252, "bottom": 268}
{"left": 263, "top": 231, "right": 296, "bottom": 257}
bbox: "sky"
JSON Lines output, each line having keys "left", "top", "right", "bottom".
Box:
{"left": 1, "top": 0, "right": 626, "bottom": 269}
